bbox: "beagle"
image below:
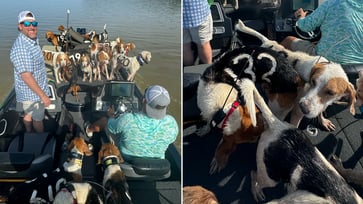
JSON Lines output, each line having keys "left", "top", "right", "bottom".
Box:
{"left": 45, "top": 31, "right": 66, "bottom": 52}
{"left": 183, "top": 185, "right": 219, "bottom": 204}
{"left": 63, "top": 137, "right": 93, "bottom": 182}
{"left": 235, "top": 20, "right": 356, "bottom": 131}
{"left": 120, "top": 50, "right": 152, "bottom": 81}
{"left": 53, "top": 182, "right": 103, "bottom": 204}
{"left": 80, "top": 53, "right": 93, "bottom": 82}
{"left": 196, "top": 46, "right": 302, "bottom": 173}
{"left": 96, "top": 50, "right": 111, "bottom": 80}
{"left": 235, "top": 78, "right": 363, "bottom": 203}
{"left": 97, "top": 143, "right": 133, "bottom": 204}
{"left": 43, "top": 50, "right": 71, "bottom": 84}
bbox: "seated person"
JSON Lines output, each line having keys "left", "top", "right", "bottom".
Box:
{"left": 280, "top": 0, "right": 363, "bottom": 64}
{"left": 85, "top": 85, "right": 179, "bottom": 160}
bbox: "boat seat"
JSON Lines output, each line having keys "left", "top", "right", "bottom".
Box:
{"left": 121, "top": 157, "right": 171, "bottom": 181}
{"left": 0, "top": 132, "right": 56, "bottom": 179}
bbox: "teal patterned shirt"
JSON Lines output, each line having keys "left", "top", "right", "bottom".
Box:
{"left": 297, "top": 0, "right": 363, "bottom": 64}
{"left": 107, "top": 112, "right": 178, "bottom": 159}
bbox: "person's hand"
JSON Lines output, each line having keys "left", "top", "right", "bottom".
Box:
{"left": 41, "top": 95, "right": 51, "bottom": 107}
{"left": 295, "top": 8, "right": 307, "bottom": 18}
{"left": 107, "top": 105, "right": 115, "bottom": 118}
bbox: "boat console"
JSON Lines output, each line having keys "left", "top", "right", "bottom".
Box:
{"left": 94, "top": 81, "right": 140, "bottom": 114}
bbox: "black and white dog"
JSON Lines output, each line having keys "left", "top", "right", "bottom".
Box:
{"left": 197, "top": 46, "right": 302, "bottom": 136}
{"left": 235, "top": 78, "right": 363, "bottom": 203}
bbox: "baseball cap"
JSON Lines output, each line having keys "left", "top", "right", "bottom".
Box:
{"left": 145, "top": 85, "right": 170, "bottom": 119}
{"left": 18, "top": 10, "right": 35, "bottom": 23}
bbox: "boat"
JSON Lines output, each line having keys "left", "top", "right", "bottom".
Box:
{"left": 0, "top": 25, "right": 181, "bottom": 204}
{"left": 183, "top": 1, "right": 363, "bottom": 203}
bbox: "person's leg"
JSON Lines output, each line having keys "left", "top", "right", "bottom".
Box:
{"left": 183, "top": 42, "right": 196, "bottom": 66}
{"left": 196, "top": 13, "right": 213, "bottom": 64}
{"left": 23, "top": 114, "right": 33, "bottom": 132}
{"left": 197, "top": 42, "right": 212, "bottom": 64}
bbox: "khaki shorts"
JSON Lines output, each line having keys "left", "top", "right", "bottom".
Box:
{"left": 16, "top": 101, "right": 45, "bottom": 121}
{"left": 183, "top": 13, "right": 213, "bottom": 44}
{"left": 290, "top": 38, "right": 317, "bottom": 56}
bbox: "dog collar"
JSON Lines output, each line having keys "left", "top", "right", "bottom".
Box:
{"left": 136, "top": 54, "right": 145, "bottom": 66}
{"left": 102, "top": 156, "right": 120, "bottom": 168}
{"left": 222, "top": 101, "right": 240, "bottom": 129}
{"left": 68, "top": 151, "right": 83, "bottom": 160}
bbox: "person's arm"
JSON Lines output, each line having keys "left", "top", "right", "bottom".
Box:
{"left": 296, "top": 0, "right": 331, "bottom": 32}
{"left": 21, "top": 72, "right": 50, "bottom": 107}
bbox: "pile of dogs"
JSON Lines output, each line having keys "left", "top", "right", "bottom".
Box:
{"left": 187, "top": 20, "right": 363, "bottom": 203}
{"left": 43, "top": 25, "right": 152, "bottom": 84}
{"left": 6, "top": 137, "right": 132, "bottom": 204}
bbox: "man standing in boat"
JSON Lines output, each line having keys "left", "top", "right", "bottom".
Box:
{"left": 10, "top": 11, "right": 50, "bottom": 133}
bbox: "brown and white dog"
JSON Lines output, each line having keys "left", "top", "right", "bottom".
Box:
{"left": 196, "top": 46, "right": 302, "bottom": 173}
{"left": 80, "top": 53, "right": 93, "bottom": 82}
{"left": 120, "top": 50, "right": 152, "bottom": 81}
{"left": 85, "top": 24, "right": 108, "bottom": 43}
{"left": 183, "top": 186, "right": 219, "bottom": 204}
{"left": 53, "top": 182, "right": 103, "bottom": 204}
{"left": 63, "top": 137, "right": 93, "bottom": 182}
{"left": 96, "top": 50, "right": 111, "bottom": 80}
{"left": 43, "top": 50, "right": 72, "bottom": 84}
{"left": 98, "top": 143, "right": 133, "bottom": 204}
{"left": 235, "top": 20, "right": 356, "bottom": 131}
{"left": 236, "top": 78, "right": 362, "bottom": 203}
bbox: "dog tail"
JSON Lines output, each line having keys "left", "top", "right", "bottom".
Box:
{"left": 103, "top": 24, "right": 108, "bottom": 34}
{"left": 235, "top": 19, "right": 270, "bottom": 44}
{"left": 239, "top": 79, "right": 257, "bottom": 127}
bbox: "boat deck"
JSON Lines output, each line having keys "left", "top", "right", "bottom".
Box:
{"left": 183, "top": 65, "right": 363, "bottom": 203}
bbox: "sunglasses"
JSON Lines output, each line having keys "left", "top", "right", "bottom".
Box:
{"left": 21, "top": 21, "right": 38, "bottom": 27}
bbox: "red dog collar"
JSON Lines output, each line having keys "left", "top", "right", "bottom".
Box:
{"left": 222, "top": 101, "right": 240, "bottom": 129}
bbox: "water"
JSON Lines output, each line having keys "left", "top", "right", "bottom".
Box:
{"left": 0, "top": 0, "right": 181, "bottom": 151}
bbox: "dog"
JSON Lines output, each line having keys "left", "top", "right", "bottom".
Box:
{"left": 356, "top": 70, "right": 363, "bottom": 107}
{"left": 67, "top": 83, "right": 81, "bottom": 102}
{"left": 183, "top": 186, "right": 219, "bottom": 204}
{"left": 63, "top": 137, "right": 93, "bottom": 182}
{"left": 6, "top": 168, "right": 68, "bottom": 204}
{"left": 98, "top": 143, "right": 133, "bottom": 204}
{"left": 196, "top": 46, "right": 302, "bottom": 173}
{"left": 86, "top": 24, "right": 108, "bottom": 43}
{"left": 235, "top": 19, "right": 356, "bottom": 131}
{"left": 120, "top": 50, "right": 152, "bottom": 81}
{"left": 43, "top": 50, "right": 72, "bottom": 84}
{"left": 97, "top": 50, "right": 111, "bottom": 80}
{"left": 80, "top": 53, "right": 93, "bottom": 82}
{"left": 233, "top": 78, "right": 363, "bottom": 203}
{"left": 53, "top": 182, "right": 103, "bottom": 204}
{"left": 45, "top": 31, "right": 66, "bottom": 52}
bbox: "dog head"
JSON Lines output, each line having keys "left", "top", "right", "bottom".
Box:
{"left": 97, "top": 143, "right": 124, "bottom": 164}
{"left": 299, "top": 62, "right": 356, "bottom": 118}
{"left": 56, "top": 52, "right": 71, "bottom": 67}
{"left": 63, "top": 137, "right": 93, "bottom": 175}
{"left": 139, "top": 51, "right": 152, "bottom": 63}
{"left": 183, "top": 186, "right": 218, "bottom": 204}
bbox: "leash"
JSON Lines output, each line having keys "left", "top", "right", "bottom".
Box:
{"left": 210, "top": 49, "right": 254, "bottom": 128}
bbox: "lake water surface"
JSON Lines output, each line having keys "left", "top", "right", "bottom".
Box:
{"left": 0, "top": 0, "right": 182, "bottom": 151}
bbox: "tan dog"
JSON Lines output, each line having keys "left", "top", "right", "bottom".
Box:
{"left": 43, "top": 50, "right": 71, "bottom": 84}
{"left": 183, "top": 186, "right": 218, "bottom": 204}
{"left": 63, "top": 137, "right": 93, "bottom": 182}
{"left": 356, "top": 70, "right": 363, "bottom": 107}
{"left": 45, "top": 31, "right": 65, "bottom": 52}
{"left": 80, "top": 53, "right": 93, "bottom": 82}
{"left": 121, "top": 50, "right": 152, "bottom": 81}
{"left": 96, "top": 50, "right": 111, "bottom": 80}
{"left": 236, "top": 20, "right": 356, "bottom": 131}
{"left": 98, "top": 143, "right": 132, "bottom": 204}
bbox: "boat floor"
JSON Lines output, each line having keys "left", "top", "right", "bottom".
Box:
{"left": 183, "top": 65, "right": 363, "bottom": 203}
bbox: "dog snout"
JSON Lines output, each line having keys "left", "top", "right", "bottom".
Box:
{"left": 299, "top": 100, "right": 310, "bottom": 114}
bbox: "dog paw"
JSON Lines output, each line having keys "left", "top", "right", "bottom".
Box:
{"left": 319, "top": 117, "right": 336, "bottom": 131}
{"left": 250, "top": 171, "right": 266, "bottom": 202}
{"left": 209, "top": 158, "right": 224, "bottom": 174}
{"left": 330, "top": 155, "right": 344, "bottom": 170}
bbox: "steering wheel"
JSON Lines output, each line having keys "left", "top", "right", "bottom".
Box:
{"left": 293, "top": 9, "right": 321, "bottom": 41}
